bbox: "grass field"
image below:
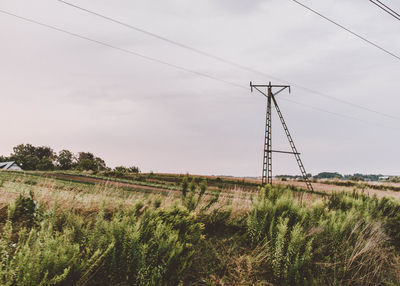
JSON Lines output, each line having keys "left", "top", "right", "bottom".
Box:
{"left": 1, "top": 170, "right": 400, "bottom": 285}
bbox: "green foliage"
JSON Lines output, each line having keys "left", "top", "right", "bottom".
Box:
{"left": 154, "top": 196, "right": 162, "bottom": 209}
{"left": 181, "top": 177, "right": 188, "bottom": 198}
{"left": 180, "top": 178, "right": 219, "bottom": 212}
{"left": 76, "top": 153, "right": 107, "bottom": 171}
{"left": 0, "top": 143, "right": 113, "bottom": 172}
{"left": 37, "top": 157, "right": 55, "bottom": 171}
{"left": 8, "top": 191, "right": 38, "bottom": 229}
{"left": 1, "top": 177, "right": 400, "bottom": 286}
{"left": 23, "top": 155, "right": 40, "bottom": 170}
{"left": 105, "top": 166, "right": 141, "bottom": 178}
{"left": 77, "top": 159, "right": 96, "bottom": 171}
{"left": 57, "top": 150, "right": 75, "bottom": 170}
{"left": 0, "top": 196, "right": 203, "bottom": 286}
{"left": 246, "top": 187, "right": 399, "bottom": 285}
{"left": 313, "top": 172, "right": 343, "bottom": 179}
{"left": 10, "top": 144, "right": 55, "bottom": 170}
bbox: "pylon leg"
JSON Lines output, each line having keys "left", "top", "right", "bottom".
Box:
{"left": 262, "top": 90, "right": 272, "bottom": 185}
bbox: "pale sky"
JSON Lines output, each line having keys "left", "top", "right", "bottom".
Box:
{"left": 0, "top": 0, "right": 399, "bottom": 176}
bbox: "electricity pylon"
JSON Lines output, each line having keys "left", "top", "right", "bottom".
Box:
{"left": 250, "top": 81, "right": 313, "bottom": 192}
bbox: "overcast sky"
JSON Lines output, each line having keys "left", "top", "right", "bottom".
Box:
{"left": 0, "top": 0, "right": 399, "bottom": 176}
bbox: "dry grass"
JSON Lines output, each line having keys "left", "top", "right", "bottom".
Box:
{"left": 0, "top": 172, "right": 255, "bottom": 217}
{"left": 1, "top": 171, "right": 398, "bottom": 220}
{"left": 274, "top": 179, "right": 400, "bottom": 199}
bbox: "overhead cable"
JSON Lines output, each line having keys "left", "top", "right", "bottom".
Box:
{"left": 0, "top": 9, "right": 245, "bottom": 90}
{"left": 0, "top": 8, "right": 397, "bottom": 130}
{"left": 54, "top": 0, "right": 400, "bottom": 121}
{"left": 369, "top": 0, "right": 400, "bottom": 21}
{"left": 289, "top": 0, "right": 400, "bottom": 61}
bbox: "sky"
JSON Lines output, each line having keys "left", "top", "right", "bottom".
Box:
{"left": 0, "top": 0, "right": 399, "bottom": 177}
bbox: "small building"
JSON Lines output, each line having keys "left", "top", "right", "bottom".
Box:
{"left": 0, "top": 161, "right": 23, "bottom": 171}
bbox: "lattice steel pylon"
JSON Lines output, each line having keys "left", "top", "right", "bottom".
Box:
{"left": 250, "top": 81, "right": 314, "bottom": 192}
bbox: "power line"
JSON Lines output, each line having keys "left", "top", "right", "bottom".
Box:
{"left": 54, "top": 0, "right": 276, "bottom": 80}
{"left": 53, "top": 0, "right": 400, "bottom": 122}
{"left": 278, "top": 97, "right": 400, "bottom": 131}
{"left": 289, "top": 0, "right": 400, "bottom": 61}
{"left": 369, "top": 0, "right": 400, "bottom": 21}
{"left": 0, "top": 8, "right": 398, "bottom": 131}
{"left": 288, "top": 84, "right": 400, "bottom": 121}
{"left": 0, "top": 9, "right": 245, "bottom": 91}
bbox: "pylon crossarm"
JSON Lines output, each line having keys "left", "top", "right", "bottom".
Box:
{"left": 272, "top": 87, "right": 290, "bottom": 97}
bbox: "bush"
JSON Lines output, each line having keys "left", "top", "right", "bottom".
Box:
{"left": 0, "top": 198, "right": 204, "bottom": 286}
{"left": 8, "top": 191, "right": 38, "bottom": 229}
{"left": 246, "top": 188, "right": 399, "bottom": 285}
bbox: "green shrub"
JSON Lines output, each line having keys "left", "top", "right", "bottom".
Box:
{"left": 0, "top": 198, "right": 204, "bottom": 286}
{"left": 8, "top": 191, "right": 38, "bottom": 229}
{"left": 246, "top": 187, "right": 399, "bottom": 285}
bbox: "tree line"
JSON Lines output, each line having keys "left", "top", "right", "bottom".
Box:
{"left": 0, "top": 144, "right": 139, "bottom": 173}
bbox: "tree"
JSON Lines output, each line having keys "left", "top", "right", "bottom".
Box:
{"left": 11, "top": 144, "right": 36, "bottom": 167}
{"left": 77, "top": 159, "right": 96, "bottom": 171}
{"left": 37, "top": 157, "right": 55, "bottom": 171}
{"left": 12, "top": 144, "right": 36, "bottom": 158}
{"left": 128, "top": 166, "right": 140, "bottom": 173}
{"left": 57, "top": 150, "right": 75, "bottom": 170}
{"left": 34, "top": 146, "right": 55, "bottom": 161}
{"left": 10, "top": 144, "right": 55, "bottom": 170}
{"left": 0, "top": 156, "right": 10, "bottom": 162}
{"left": 76, "top": 152, "right": 107, "bottom": 171}
{"left": 23, "top": 155, "right": 40, "bottom": 170}
{"left": 94, "top": 157, "right": 107, "bottom": 171}
{"left": 114, "top": 166, "right": 129, "bottom": 173}
{"left": 313, "top": 172, "right": 343, "bottom": 179}
{"left": 77, "top": 152, "right": 95, "bottom": 162}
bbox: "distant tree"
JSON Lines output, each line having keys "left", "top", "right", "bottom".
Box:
{"left": 77, "top": 159, "right": 96, "bottom": 171}
{"left": 3, "top": 144, "right": 110, "bottom": 171}
{"left": 12, "top": 144, "right": 36, "bottom": 158}
{"left": 77, "top": 152, "right": 95, "bottom": 162}
{"left": 114, "top": 166, "right": 129, "bottom": 173}
{"left": 94, "top": 157, "right": 107, "bottom": 171}
{"left": 37, "top": 157, "right": 55, "bottom": 171}
{"left": 128, "top": 166, "right": 140, "bottom": 173}
{"left": 11, "top": 144, "right": 36, "bottom": 167}
{"left": 23, "top": 155, "right": 40, "bottom": 170}
{"left": 113, "top": 165, "right": 140, "bottom": 174}
{"left": 34, "top": 146, "right": 55, "bottom": 161}
{"left": 76, "top": 152, "right": 106, "bottom": 171}
{"left": 10, "top": 144, "right": 55, "bottom": 170}
{"left": 313, "top": 172, "right": 343, "bottom": 179}
{"left": 0, "top": 156, "right": 10, "bottom": 162}
{"left": 57, "top": 150, "right": 75, "bottom": 170}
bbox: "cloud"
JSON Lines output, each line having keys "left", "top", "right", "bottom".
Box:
{"left": 0, "top": 0, "right": 399, "bottom": 176}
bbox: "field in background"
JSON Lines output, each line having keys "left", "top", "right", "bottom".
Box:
{"left": 3, "top": 170, "right": 400, "bottom": 216}
{"left": 1, "top": 170, "right": 400, "bottom": 285}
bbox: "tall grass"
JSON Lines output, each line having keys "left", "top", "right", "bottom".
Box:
{"left": 0, "top": 194, "right": 203, "bottom": 285}
{"left": 246, "top": 187, "right": 399, "bottom": 285}
{"left": 0, "top": 173, "right": 400, "bottom": 285}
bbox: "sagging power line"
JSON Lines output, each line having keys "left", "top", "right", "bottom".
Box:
{"left": 0, "top": 8, "right": 398, "bottom": 131}
{"left": 289, "top": 0, "right": 400, "bottom": 61}
{"left": 369, "top": 0, "right": 400, "bottom": 21}
{"left": 0, "top": 9, "right": 244, "bottom": 91}
{"left": 54, "top": 0, "right": 400, "bottom": 122}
